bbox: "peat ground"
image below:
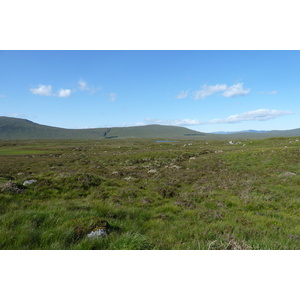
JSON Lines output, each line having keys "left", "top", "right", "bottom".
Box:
{"left": 0, "top": 137, "right": 300, "bottom": 249}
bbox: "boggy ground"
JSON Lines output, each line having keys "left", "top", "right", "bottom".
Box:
{"left": 0, "top": 137, "right": 300, "bottom": 250}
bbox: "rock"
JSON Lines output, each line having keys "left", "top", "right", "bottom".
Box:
{"left": 1, "top": 181, "right": 24, "bottom": 194}
{"left": 23, "top": 179, "right": 37, "bottom": 186}
{"left": 279, "top": 172, "right": 296, "bottom": 178}
{"left": 68, "top": 217, "right": 110, "bottom": 241}
{"left": 141, "top": 198, "right": 153, "bottom": 204}
{"left": 169, "top": 164, "right": 181, "bottom": 170}
{"left": 87, "top": 228, "right": 108, "bottom": 239}
{"left": 147, "top": 169, "right": 157, "bottom": 173}
{"left": 87, "top": 222, "right": 110, "bottom": 238}
{"left": 288, "top": 235, "right": 299, "bottom": 239}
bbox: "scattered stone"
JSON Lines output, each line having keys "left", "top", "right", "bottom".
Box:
{"left": 87, "top": 228, "right": 108, "bottom": 239}
{"left": 141, "top": 198, "right": 153, "bottom": 204}
{"left": 17, "top": 172, "right": 24, "bottom": 176}
{"left": 147, "top": 169, "right": 157, "bottom": 173}
{"left": 229, "top": 141, "right": 234, "bottom": 145}
{"left": 175, "top": 200, "right": 196, "bottom": 209}
{"left": 86, "top": 219, "right": 110, "bottom": 239}
{"left": 288, "top": 235, "right": 299, "bottom": 240}
{"left": 279, "top": 172, "right": 296, "bottom": 178}
{"left": 124, "top": 176, "right": 134, "bottom": 181}
{"left": 214, "top": 150, "right": 224, "bottom": 154}
{"left": 1, "top": 181, "right": 24, "bottom": 194}
{"left": 189, "top": 157, "right": 196, "bottom": 160}
{"left": 169, "top": 164, "right": 181, "bottom": 170}
{"left": 23, "top": 179, "right": 37, "bottom": 186}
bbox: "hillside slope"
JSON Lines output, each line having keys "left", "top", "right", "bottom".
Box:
{"left": 1, "top": 117, "right": 299, "bottom": 140}
{"left": 0, "top": 117, "right": 206, "bottom": 140}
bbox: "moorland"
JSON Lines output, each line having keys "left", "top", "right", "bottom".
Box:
{"left": 1, "top": 137, "right": 300, "bottom": 249}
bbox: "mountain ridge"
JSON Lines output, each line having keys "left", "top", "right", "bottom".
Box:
{"left": 0, "top": 116, "right": 300, "bottom": 140}
{"left": 0, "top": 116, "right": 207, "bottom": 140}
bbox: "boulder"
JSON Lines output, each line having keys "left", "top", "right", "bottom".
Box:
{"left": 1, "top": 181, "right": 24, "bottom": 194}
{"left": 23, "top": 179, "right": 37, "bottom": 186}
{"left": 87, "top": 228, "right": 108, "bottom": 239}
{"left": 279, "top": 172, "right": 296, "bottom": 178}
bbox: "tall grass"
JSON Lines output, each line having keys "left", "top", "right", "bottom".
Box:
{"left": 0, "top": 137, "right": 300, "bottom": 249}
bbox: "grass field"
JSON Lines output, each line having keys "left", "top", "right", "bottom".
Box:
{"left": 0, "top": 137, "right": 300, "bottom": 250}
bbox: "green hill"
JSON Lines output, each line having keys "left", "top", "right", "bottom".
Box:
{"left": 0, "top": 117, "right": 207, "bottom": 140}
{"left": 1, "top": 117, "right": 299, "bottom": 140}
{"left": 219, "top": 128, "right": 300, "bottom": 140}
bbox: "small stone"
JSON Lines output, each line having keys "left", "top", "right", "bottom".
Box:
{"left": 288, "top": 235, "right": 299, "bottom": 239}
{"left": 147, "top": 169, "right": 157, "bottom": 173}
{"left": 141, "top": 198, "right": 153, "bottom": 204}
{"left": 23, "top": 179, "right": 37, "bottom": 186}
{"left": 279, "top": 172, "right": 296, "bottom": 178}
{"left": 87, "top": 228, "right": 108, "bottom": 239}
{"left": 1, "top": 181, "right": 24, "bottom": 194}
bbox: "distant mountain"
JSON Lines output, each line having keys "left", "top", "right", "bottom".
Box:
{"left": 218, "top": 128, "right": 300, "bottom": 139}
{"left": 213, "top": 130, "right": 268, "bottom": 134}
{"left": 0, "top": 117, "right": 299, "bottom": 140}
{"left": 0, "top": 117, "right": 207, "bottom": 140}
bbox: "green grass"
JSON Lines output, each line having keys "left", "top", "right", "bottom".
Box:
{"left": 0, "top": 137, "right": 300, "bottom": 249}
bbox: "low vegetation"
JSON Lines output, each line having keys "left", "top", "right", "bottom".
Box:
{"left": 0, "top": 137, "right": 300, "bottom": 249}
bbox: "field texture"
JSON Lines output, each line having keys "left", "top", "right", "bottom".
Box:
{"left": 0, "top": 138, "right": 300, "bottom": 249}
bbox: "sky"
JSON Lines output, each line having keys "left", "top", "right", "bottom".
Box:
{"left": 1, "top": 50, "right": 299, "bottom": 133}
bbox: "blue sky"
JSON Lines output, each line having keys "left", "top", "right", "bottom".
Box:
{"left": 0, "top": 50, "right": 299, "bottom": 132}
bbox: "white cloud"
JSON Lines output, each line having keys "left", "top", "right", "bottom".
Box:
{"left": 209, "top": 109, "right": 293, "bottom": 124}
{"left": 170, "top": 119, "right": 202, "bottom": 126}
{"left": 194, "top": 83, "right": 250, "bottom": 100}
{"left": 30, "top": 85, "right": 53, "bottom": 96}
{"left": 194, "top": 84, "right": 227, "bottom": 100}
{"left": 132, "top": 118, "right": 202, "bottom": 126}
{"left": 222, "top": 83, "right": 250, "bottom": 98}
{"left": 176, "top": 90, "right": 189, "bottom": 99}
{"left": 258, "top": 90, "right": 278, "bottom": 95}
{"left": 78, "top": 79, "right": 101, "bottom": 94}
{"left": 58, "top": 89, "right": 72, "bottom": 98}
{"left": 4, "top": 113, "right": 27, "bottom": 118}
{"left": 108, "top": 93, "right": 117, "bottom": 102}
{"left": 30, "top": 84, "right": 73, "bottom": 98}
{"left": 78, "top": 80, "right": 88, "bottom": 91}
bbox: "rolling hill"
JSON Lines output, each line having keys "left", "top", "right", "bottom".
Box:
{"left": 0, "top": 117, "right": 207, "bottom": 140}
{"left": 0, "top": 116, "right": 299, "bottom": 140}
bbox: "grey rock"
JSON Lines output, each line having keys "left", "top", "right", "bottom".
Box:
{"left": 87, "top": 228, "right": 108, "bottom": 239}
{"left": 288, "top": 235, "right": 299, "bottom": 239}
{"left": 23, "top": 179, "right": 37, "bottom": 186}
{"left": 279, "top": 172, "right": 296, "bottom": 178}
{"left": 1, "top": 181, "right": 24, "bottom": 194}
